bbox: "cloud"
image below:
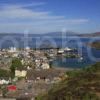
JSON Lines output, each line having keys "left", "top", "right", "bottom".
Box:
{"left": 0, "top": 2, "right": 45, "bottom": 8}
{"left": 0, "top": 4, "right": 65, "bottom": 20}
{"left": 0, "top": 6, "right": 47, "bottom": 18}
{"left": 0, "top": 2, "right": 89, "bottom": 33}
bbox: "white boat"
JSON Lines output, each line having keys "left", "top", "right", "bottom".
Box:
{"left": 64, "top": 47, "right": 72, "bottom": 51}
{"left": 80, "top": 57, "right": 83, "bottom": 60}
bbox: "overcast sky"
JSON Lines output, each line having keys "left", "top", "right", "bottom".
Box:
{"left": 0, "top": 0, "right": 100, "bottom": 34}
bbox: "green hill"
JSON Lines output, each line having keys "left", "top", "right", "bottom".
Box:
{"left": 36, "top": 62, "right": 100, "bottom": 100}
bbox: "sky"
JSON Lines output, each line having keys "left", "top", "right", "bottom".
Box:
{"left": 0, "top": 0, "right": 100, "bottom": 34}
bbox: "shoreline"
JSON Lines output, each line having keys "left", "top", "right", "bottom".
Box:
{"left": 52, "top": 66, "right": 80, "bottom": 71}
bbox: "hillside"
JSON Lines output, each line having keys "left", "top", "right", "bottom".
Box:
{"left": 36, "top": 62, "right": 100, "bottom": 100}
{"left": 79, "top": 32, "right": 100, "bottom": 37}
{"left": 89, "top": 42, "right": 100, "bottom": 49}
{"left": 0, "top": 31, "right": 79, "bottom": 38}
{"left": 0, "top": 32, "right": 100, "bottom": 38}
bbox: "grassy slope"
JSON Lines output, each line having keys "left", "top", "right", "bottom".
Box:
{"left": 36, "top": 62, "right": 100, "bottom": 100}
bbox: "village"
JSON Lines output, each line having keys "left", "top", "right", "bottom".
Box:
{"left": 0, "top": 46, "right": 79, "bottom": 99}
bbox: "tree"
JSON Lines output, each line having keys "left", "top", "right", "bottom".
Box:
{"left": 0, "top": 69, "right": 10, "bottom": 77}
{"left": 10, "top": 58, "right": 22, "bottom": 78}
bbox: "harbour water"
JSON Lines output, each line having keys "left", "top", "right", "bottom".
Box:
{"left": 52, "top": 37, "right": 100, "bottom": 68}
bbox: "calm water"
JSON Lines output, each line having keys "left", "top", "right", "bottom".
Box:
{"left": 52, "top": 37, "right": 100, "bottom": 68}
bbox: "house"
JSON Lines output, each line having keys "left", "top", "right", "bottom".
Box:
{"left": 7, "top": 85, "right": 17, "bottom": 92}
{"left": 41, "top": 63, "right": 50, "bottom": 69}
{"left": 15, "top": 67, "right": 27, "bottom": 77}
{"left": 0, "top": 77, "right": 10, "bottom": 85}
{"left": 8, "top": 47, "right": 17, "bottom": 53}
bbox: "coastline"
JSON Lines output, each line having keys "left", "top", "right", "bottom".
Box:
{"left": 52, "top": 66, "right": 80, "bottom": 71}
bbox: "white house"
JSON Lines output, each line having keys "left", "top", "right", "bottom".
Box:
{"left": 0, "top": 77, "right": 10, "bottom": 85}
{"left": 15, "top": 67, "right": 27, "bottom": 77}
{"left": 8, "top": 47, "right": 17, "bottom": 53}
{"left": 41, "top": 63, "right": 50, "bottom": 69}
